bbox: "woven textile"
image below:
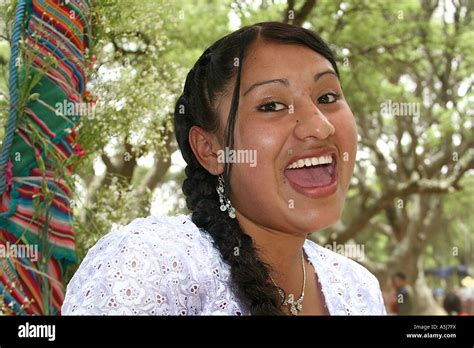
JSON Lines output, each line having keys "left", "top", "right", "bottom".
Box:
{"left": 0, "top": 0, "right": 92, "bottom": 315}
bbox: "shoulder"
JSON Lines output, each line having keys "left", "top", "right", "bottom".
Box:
{"left": 304, "top": 239, "right": 386, "bottom": 315}
{"left": 62, "top": 214, "right": 220, "bottom": 315}
{"left": 304, "top": 239, "right": 379, "bottom": 286}
{"left": 89, "top": 214, "right": 214, "bottom": 256}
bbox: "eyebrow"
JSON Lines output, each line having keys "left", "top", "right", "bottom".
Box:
{"left": 242, "top": 69, "right": 338, "bottom": 96}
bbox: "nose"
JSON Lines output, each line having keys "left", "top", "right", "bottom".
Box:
{"left": 293, "top": 99, "right": 335, "bottom": 140}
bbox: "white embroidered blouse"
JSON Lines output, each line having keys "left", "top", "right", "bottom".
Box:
{"left": 62, "top": 214, "right": 386, "bottom": 315}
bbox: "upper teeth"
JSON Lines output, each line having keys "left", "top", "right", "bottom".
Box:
{"left": 286, "top": 155, "right": 333, "bottom": 169}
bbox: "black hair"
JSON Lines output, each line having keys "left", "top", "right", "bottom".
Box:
{"left": 393, "top": 272, "right": 407, "bottom": 281}
{"left": 174, "top": 21, "right": 339, "bottom": 315}
{"left": 443, "top": 292, "right": 462, "bottom": 315}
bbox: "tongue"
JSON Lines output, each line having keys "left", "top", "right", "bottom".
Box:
{"left": 285, "top": 165, "right": 332, "bottom": 188}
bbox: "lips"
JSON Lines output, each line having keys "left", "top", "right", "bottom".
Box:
{"left": 284, "top": 147, "right": 338, "bottom": 198}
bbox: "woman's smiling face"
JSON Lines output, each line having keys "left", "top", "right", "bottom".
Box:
{"left": 216, "top": 40, "right": 357, "bottom": 235}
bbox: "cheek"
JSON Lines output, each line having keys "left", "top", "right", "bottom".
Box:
{"left": 234, "top": 117, "right": 284, "bottom": 171}
{"left": 230, "top": 118, "right": 287, "bottom": 204}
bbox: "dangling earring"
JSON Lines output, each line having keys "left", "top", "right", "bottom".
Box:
{"left": 216, "top": 174, "right": 236, "bottom": 219}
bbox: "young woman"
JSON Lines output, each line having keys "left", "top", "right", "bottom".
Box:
{"left": 62, "top": 22, "right": 386, "bottom": 316}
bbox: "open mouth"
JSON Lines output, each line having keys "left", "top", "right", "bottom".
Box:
{"left": 285, "top": 154, "right": 337, "bottom": 193}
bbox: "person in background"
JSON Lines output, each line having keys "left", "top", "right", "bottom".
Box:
{"left": 443, "top": 292, "right": 468, "bottom": 315}
{"left": 391, "top": 272, "right": 415, "bottom": 315}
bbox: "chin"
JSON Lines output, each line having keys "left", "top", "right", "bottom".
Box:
{"left": 291, "top": 204, "right": 343, "bottom": 233}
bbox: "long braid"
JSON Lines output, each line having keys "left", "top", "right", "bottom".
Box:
{"left": 175, "top": 94, "right": 283, "bottom": 315}
{"left": 174, "top": 38, "right": 283, "bottom": 315}
{"left": 182, "top": 164, "right": 283, "bottom": 314}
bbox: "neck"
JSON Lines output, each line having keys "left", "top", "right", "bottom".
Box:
{"left": 236, "top": 211, "right": 307, "bottom": 291}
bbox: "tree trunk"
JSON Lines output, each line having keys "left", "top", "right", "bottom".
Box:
{"left": 413, "top": 254, "right": 446, "bottom": 315}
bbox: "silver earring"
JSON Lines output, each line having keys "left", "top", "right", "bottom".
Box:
{"left": 216, "top": 174, "right": 236, "bottom": 219}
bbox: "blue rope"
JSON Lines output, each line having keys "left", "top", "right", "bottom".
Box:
{"left": 0, "top": 0, "right": 27, "bottom": 196}
{"left": 0, "top": 280, "right": 27, "bottom": 315}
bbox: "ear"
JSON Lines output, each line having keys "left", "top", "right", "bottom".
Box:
{"left": 188, "top": 126, "right": 224, "bottom": 176}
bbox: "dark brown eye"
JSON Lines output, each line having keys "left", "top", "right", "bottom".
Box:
{"left": 318, "top": 92, "right": 339, "bottom": 104}
{"left": 258, "top": 101, "right": 286, "bottom": 112}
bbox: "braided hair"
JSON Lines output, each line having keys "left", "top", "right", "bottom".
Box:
{"left": 173, "top": 22, "right": 339, "bottom": 315}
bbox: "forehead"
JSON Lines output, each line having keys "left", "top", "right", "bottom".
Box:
{"left": 241, "top": 40, "right": 334, "bottom": 84}
{"left": 213, "top": 40, "right": 336, "bottom": 121}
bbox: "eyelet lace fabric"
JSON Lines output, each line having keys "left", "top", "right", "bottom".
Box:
{"left": 62, "top": 214, "right": 386, "bottom": 315}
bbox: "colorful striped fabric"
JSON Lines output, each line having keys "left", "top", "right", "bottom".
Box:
{"left": 0, "top": 0, "right": 92, "bottom": 315}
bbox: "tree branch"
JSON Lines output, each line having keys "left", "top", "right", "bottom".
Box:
{"left": 367, "top": 220, "right": 394, "bottom": 239}
{"left": 101, "top": 153, "right": 117, "bottom": 173}
{"left": 283, "top": 0, "right": 317, "bottom": 26}
{"left": 327, "top": 155, "right": 473, "bottom": 245}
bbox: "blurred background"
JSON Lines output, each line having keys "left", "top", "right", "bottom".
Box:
{"left": 0, "top": 0, "right": 473, "bottom": 315}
